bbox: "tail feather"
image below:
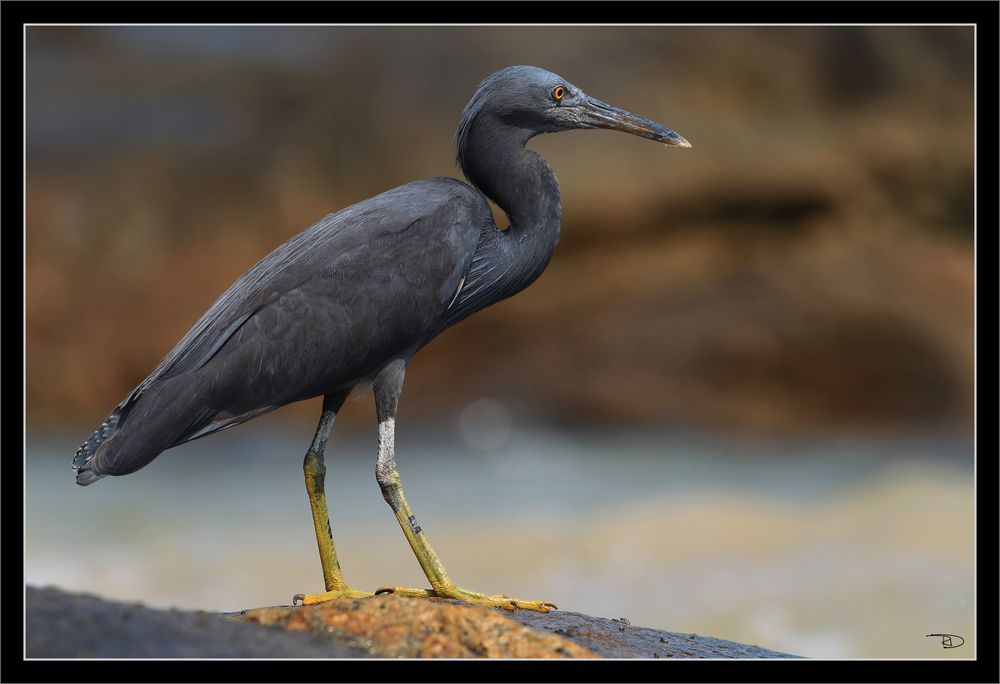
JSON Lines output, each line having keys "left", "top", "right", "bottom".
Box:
{"left": 72, "top": 407, "right": 125, "bottom": 485}
{"left": 72, "top": 375, "right": 229, "bottom": 486}
{"left": 74, "top": 466, "right": 108, "bottom": 486}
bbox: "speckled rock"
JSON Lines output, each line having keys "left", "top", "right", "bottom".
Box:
{"left": 26, "top": 585, "right": 799, "bottom": 658}
{"left": 503, "top": 608, "right": 800, "bottom": 658}
{"left": 231, "top": 594, "right": 595, "bottom": 658}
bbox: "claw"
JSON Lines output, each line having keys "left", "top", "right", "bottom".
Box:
{"left": 292, "top": 593, "right": 305, "bottom": 606}
{"left": 508, "top": 599, "right": 556, "bottom": 612}
{"left": 374, "top": 586, "right": 395, "bottom": 596}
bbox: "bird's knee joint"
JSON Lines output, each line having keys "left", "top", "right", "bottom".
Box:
{"left": 377, "top": 473, "right": 400, "bottom": 497}
{"left": 304, "top": 450, "right": 326, "bottom": 487}
{"left": 375, "top": 460, "right": 398, "bottom": 487}
{"left": 304, "top": 449, "right": 325, "bottom": 471}
{"left": 375, "top": 466, "right": 401, "bottom": 506}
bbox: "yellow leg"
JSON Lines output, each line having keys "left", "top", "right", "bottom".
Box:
{"left": 292, "top": 394, "right": 372, "bottom": 606}
{"left": 372, "top": 361, "right": 556, "bottom": 613}
{"left": 374, "top": 464, "right": 557, "bottom": 612}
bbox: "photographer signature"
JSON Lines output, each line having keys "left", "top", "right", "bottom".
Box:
{"left": 926, "top": 633, "right": 965, "bottom": 649}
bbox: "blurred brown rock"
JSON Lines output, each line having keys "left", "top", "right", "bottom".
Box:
{"left": 26, "top": 26, "right": 974, "bottom": 438}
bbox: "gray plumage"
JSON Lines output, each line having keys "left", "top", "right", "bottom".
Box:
{"left": 74, "top": 65, "right": 689, "bottom": 486}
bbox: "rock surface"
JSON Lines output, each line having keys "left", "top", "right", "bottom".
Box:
{"left": 27, "top": 586, "right": 799, "bottom": 658}
{"left": 26, "top": 586, "right": 364, "bottom": 658}
{"left": 233, "top": 595, "right": 594, "bottom": 658}
{"left": 502, "top": 608, "right": 797, "bottom": 658}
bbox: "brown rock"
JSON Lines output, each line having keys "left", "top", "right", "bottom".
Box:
{"left": 27, "top": 586, "right": 798, "bottom": 659}
{"left": 232, "top": 594, "right": 596, "bottom": 658}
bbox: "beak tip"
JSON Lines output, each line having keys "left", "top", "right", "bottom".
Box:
{"left": 666, "top": 137, "right": 692, "bottom": 149}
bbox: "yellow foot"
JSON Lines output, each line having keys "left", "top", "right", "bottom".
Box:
{"left": 375, "top": 585, "right": 557, "bottom": 612}
{"left": 292, "top": 586, "right": 374, "bottom": 606}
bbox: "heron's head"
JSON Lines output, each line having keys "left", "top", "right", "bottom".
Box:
{"left": 457, "top": 65, "right": 691, "bottom": 154}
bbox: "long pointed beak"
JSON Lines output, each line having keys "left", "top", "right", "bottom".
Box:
{"left": 576, "top": 96, "right": 691, "bottom": 147}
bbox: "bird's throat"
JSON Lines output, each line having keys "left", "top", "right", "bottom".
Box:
{"left": 460, "top": 118, "right": 562, "bottom": 276}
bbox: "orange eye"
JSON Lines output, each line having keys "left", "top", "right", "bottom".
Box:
{"left": 552, "top": 86, "right": 566, "bottom": 101}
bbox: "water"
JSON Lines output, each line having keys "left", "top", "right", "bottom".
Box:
{"left": 25, "top": 421, "right": 974, "bottom": 659}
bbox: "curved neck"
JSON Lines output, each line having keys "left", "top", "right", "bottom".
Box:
{"left": 458, "top": 114, "right": 562, "bottom": 264}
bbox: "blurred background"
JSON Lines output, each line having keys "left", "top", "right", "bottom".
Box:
{"left": 25, "top": 26, "right": 974, "bottom": 658}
